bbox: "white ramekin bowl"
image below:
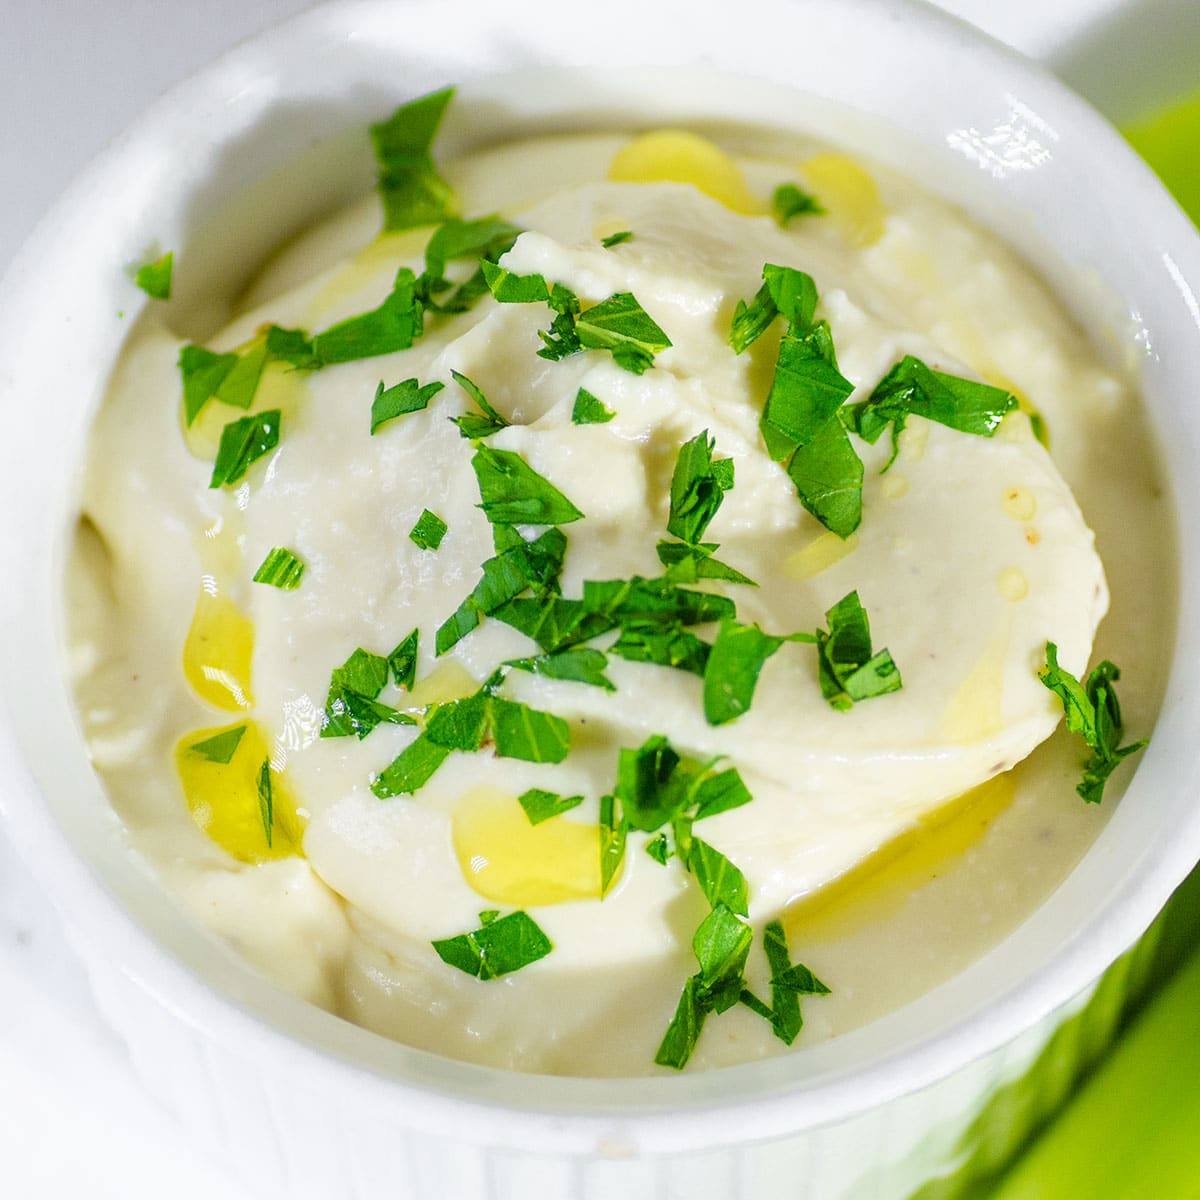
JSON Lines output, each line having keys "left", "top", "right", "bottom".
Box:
{"left": 2, "top": 1, "right": 1199, "bottom": 1197}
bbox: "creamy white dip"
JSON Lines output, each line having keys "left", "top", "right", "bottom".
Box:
{"left": 65, "top": 124, "right": 1172, "bottom": 1075}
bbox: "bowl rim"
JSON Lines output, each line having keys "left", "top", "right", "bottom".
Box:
{"left": 2, "top": 0, "right": 1200, "bottom": 1158}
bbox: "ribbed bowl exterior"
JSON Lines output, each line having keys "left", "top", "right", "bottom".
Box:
{"left": 73, "top": 908, "right": 1173, "bottom": 1200}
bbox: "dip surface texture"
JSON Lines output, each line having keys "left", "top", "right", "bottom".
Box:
{"left": 66, "top": 125, "right": 1172, "bottom": 1075}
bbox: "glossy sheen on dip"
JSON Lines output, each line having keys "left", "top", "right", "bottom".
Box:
{"left": 65, "top": 122, "right": 1172, "bottom": 1075}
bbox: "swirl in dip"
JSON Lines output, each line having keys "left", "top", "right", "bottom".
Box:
{"left": 66, "top": 94, "right": 1170, "bottom": 1075}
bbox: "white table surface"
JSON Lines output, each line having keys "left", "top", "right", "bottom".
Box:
{"left": 0, "top": 1, "right": 1151, "bottom": 1195}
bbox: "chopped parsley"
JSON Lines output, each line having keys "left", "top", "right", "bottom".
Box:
{"left": 599, "top": 793, "right": 627, "bottom": 898}
{"left": 264, "top": 325, "right": 319, "bottom": 370}
{"left": 179, "top": 345, "right": 239, "bottom": 426}
{"left": 601, "top": 229, "right": 634, "bottom": 248}
{"left": 575, "top": 292, "right": 672, "bottom": 375}
{"left": 471, "top": 445, "right": 584, "bottom": 527}
{"left": 371, "top": 87, "right": 458, "bottom": 233}
{"left": 422, "top": 216, "right": 522, "bottom": 289}
{"left": 388, "top": 629, "right": 419, "bottom": 691}
{"left": 436, "top": 527, "right": 566, "bottom": 655}
{"left": 666, "top": 430, "right": 734, "bottom": 545}
{"left": 256, "top": 759, "right": 274, "bottom": 847}
{"left": 518, "top": 787, "right": 584, "bottom": 825}
{"left": 772, "top": 182, "right": 823, "bottom": 225}
{"left": 252, "top": 547, "right": 305, "bottom": 590}
{"left": 844, "top": 354, "right": 1018, "bottom": 467}
{"left": 371, "top": 377, "right": 444, "bottom": 434}
{"left": 134, "top": 251, "right": 173, "bottom": 300}
{"left": 1039, "top": 642, "right": 1147, "bottom": 804}
{"left": 814, "top": 591, "right": 902, "bottom": 710}
{"left": 321, "top": 647, "right": 416, "bottom": 740}
{"left": 504, "top": 648, "right": 615, "bottom": 691}
{"left": 312, "top": 268, "right": 423, "bottom": 365}
{"left": 702, "top": 619, "right": 786, "bottom": 725}
{"left": 188, "top": 725, "right": 246, "bottom": 765}
{"left": 371, "top": 672, "right": 570, "bottom": 798}
{"left": 658, "top": 431, "right": 753, "bottom": 588}
{"left": 480, "top": 260, "right": 555, "bottom": 304}
{"left": 209, "top": 410, "right": 281, "bottom": 489}
{"left": 409, "top": 509, "right": 448, "bottom": 551}
{"left": 432, "top": 909, "right": 552, "bottom": 980}
{"left": 571, "top": 388, "right": 615, "bottom": 425}
{"left": 646, "top": 832, "right": 672, "bottom": 864}
{"left": 729, "top": 263, "right": 818, "bottom": 354}
{"left": 480, "top": 264, "right": 670, "bottom": 373}
{"left": 449, "top": 371, "right": 509, "bottom": 439}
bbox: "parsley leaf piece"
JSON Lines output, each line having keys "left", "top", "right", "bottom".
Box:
{"left": 135, "top": 251, "right": 173, "bottom": 300}
{"left": 265, "top": 325, "right": 319, "bottom": 370}
{"left": 656, "top": 540, "right": 755, "bottom": 586}
{"left": 209, "top": 409, "right": 281, "bottom": 488}
{"left": 493, "top": 596, "right": 613, "bottom": 653}
{"left": 252, "top": 547, "right": 305, "bottom": 590}
{"left": 601, "top": 229, "right": 634, "bottom": 248}
{"left": 693, "top": 902, "right": 754, "bottom": 986}
{"left": 762, "top": 920, "right": 801, "bottom": 1044}
{"left": 571, "top": 388, "right": 615, "bottom": 425}
{"left": 738, "top": 988, "right": 776, "bottom": 1022}
{"left": 686, "top": 838, "right": 749, "bottom": 916}
{"left": 575, "top": 292, "right": 671, "bottom": 375}
{"left": 582, "top": 575, "right": 735, "bottom": 628}
{"left": 1039, "top": 642, "right": 1147, "bottom": 804}
{"left": 388, "top": 629, "right": 419, "bottom": 691}
{"left": 764, "top": 263, "right": 820, "bottom": 327}
{"left": 321, "top": 647, "right": 416, "bottom": 740}
{"left": 656, "top": 902, "right": 756, "bottom": 1069}
{"left": 436, "top": 528, "right": 566, "bottom": 655}
{"left": 815, "top": 591, "right": 902, "bottom": 710}
{"left": 330, "top": 648, "right": 389, "bottom": 697}
{"left": 423, "top": 216, "right": 521, "bottom": 285}
{"left": 371, "top": 87, "right": 458, "bottom": 233}
{"left": 409, "top": 509, "right": 448, "bottom": 551}
{"left": 214, "top": 341, "right": 268, "bottom": 411}
{"left": 371, "top": 377, "right": 444, "bottom": 435}
{"left": 432, "top": 910, "right": 553, "bottom": 980}
{"left": 730, "top": 263, "right": 819, "bottom": 354}
{"left": 730, "top": 282, "right": 778, "bottom": 355}
{"left": 692, "top": 768, "right": 753, "bottom": 820}
{"left": 616, "top": 735, "right": 681, "bottom": 833}
{"left": 371, "top": 734, "right": 451, "bottom": 797}
{"left": 489, "top": 696, "right": 570, "bottom": 762}
{"left": 845, "top": 355, "right": 1018, "bottom": 466}
{"left": 518, "top": 788, "right": 584, "bottom": 825}
{"left": 471, "top": 445, "right": 584, "bottom": 526}
{"left": 449, "top": 370, "right": 509, "bottom": 439}
{"left": 312, "top": 268, "right": 424, "bottom": 365}
{"left": 373, "top": 681, "right": 570, "bottom": 794}
{"left": 257, "top": 759, "right": 274, "bottom": 847}
{"left": 323, "top": 690, "right": 415, "bottom": 740}
{"left": 786, "top": 416, "right": 864, "bottom": 538}
{"left": 655, "top": 975, "right": 708, "bottom": 1069}
{"left": 703, "top": 619, "right": 784, "bottom": 725}
{"left": 667, "top": 430, "right": 734, "bottom": 545}
{"left": 188, "top": 725, "right": 246, "bottom": 765}
{"left": 599, "top": 793, "right": 627, "bottom": 897}
{"left": 609, "top": 622, "right": 711, "bottom": 677}
{"left": 646, "top": 832, "right": 672, "bottom": 864}
{"left": 480, "top": 259, "right": 555, "bottom": 303}
{"left": 771, "top": 962, "right": 831, "bottom": 995}
{"left": 179, "top": 344, "right": 238, "bottom": 426}
{"left": 505, "top": 648, "right": 615, "bottom": 691}
{"left": 761, "top": 320, "right": 855, "bottom": 461}
{"left": 772, "top": 182, "right": 823, "bottom": 225}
